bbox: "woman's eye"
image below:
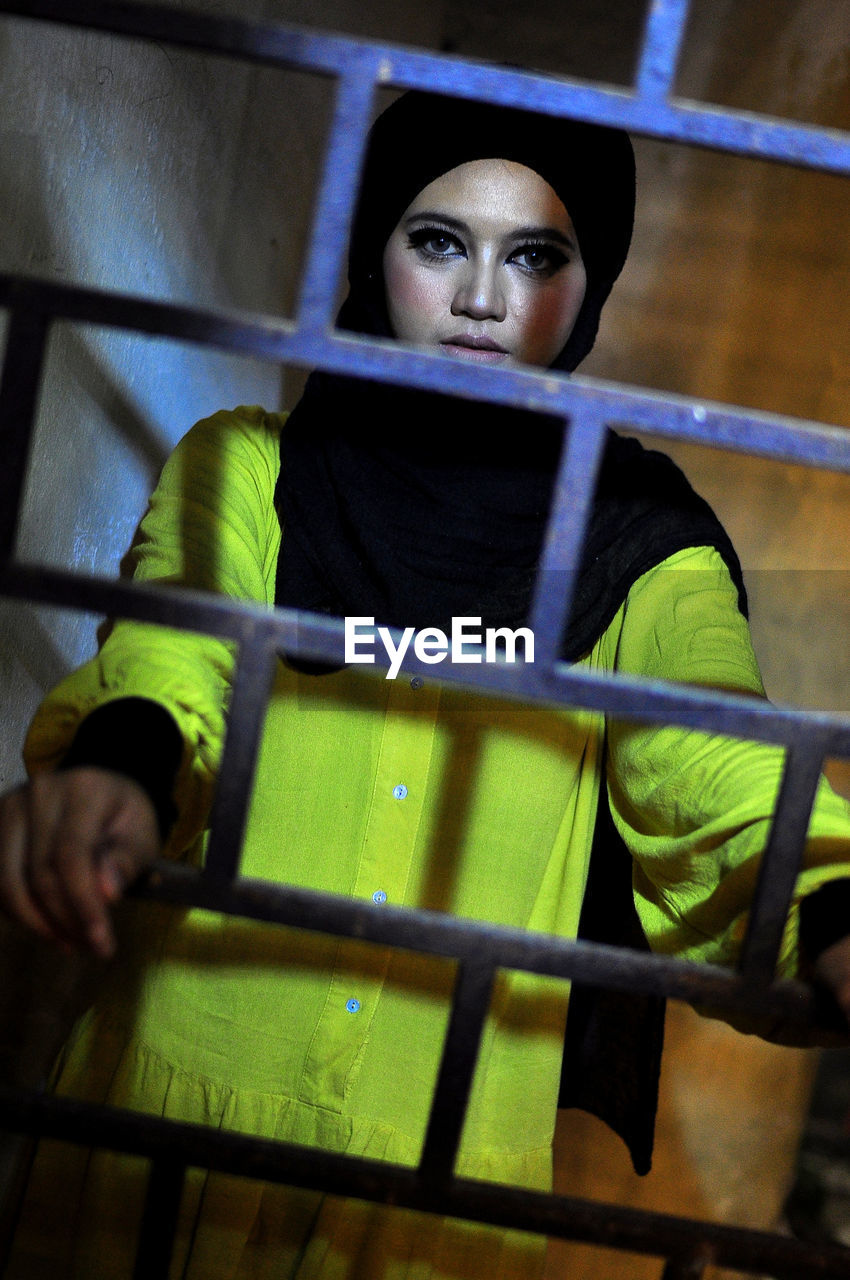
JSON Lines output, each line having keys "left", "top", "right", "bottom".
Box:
{"left": 510, "top": 245, "right": 567, "bottom": 277}
{"left": 408, "top": 229, "right": 463, "bottom": 260}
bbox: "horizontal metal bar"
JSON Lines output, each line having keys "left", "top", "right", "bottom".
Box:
{"left": 1, "top": 1087, "right": 848, "bottom": 1277}
{"left": 528, "top": 408, "right": 607, "bottom": 665}
{"left": 635, "top": 0, "right": 690, "bottom": 102}
{"left": 202, "top": 625, "right": 279, "bottom": 881}
{"left": 3, "top": 1, "right": 850, "bottom": 176}
{"left": 738, "top": 735, "right": 829, "bottom": 983}
{"left": 130, "top": 861, "right": 848, "bottom": 1040}
{"left": 417, "top": 959, "right": 495, "bottom": 1185}
{"left": 5, "top": 563, "right": 850, "bottom": 761}
{"left": 3, "top": 273, "right": 850, "bottom": 475}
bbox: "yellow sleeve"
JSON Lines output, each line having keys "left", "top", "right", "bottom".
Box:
{"left": 23, "top": 405, "right": 284, "bottom": 855}
{"left": 606, "top": 544, "right": 850, "bottom": 978}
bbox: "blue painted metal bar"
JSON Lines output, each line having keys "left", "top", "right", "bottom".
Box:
{"left": 3, "top": 1, "right": 850, "bottom": 176}
{"left": 738, "top": 735, "right": 830, "bottom": 983}
{"left": 4, "top": 563, "right": 850, "bottom": 762}
{"left": 295, "top": 61, "right": 378, "bottom": 333}
{"left": 2, "top": 274, "right": 850, "bottom": 476}
{"left": 635, "top": 0, "right": 691, "bottom": 102}
{"left": 528, "top": 407, "right": 608, "bottom": 665}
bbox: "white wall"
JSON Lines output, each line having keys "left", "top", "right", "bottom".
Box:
{"left": 0, "top": 1, "right": 442, "bottom": 792}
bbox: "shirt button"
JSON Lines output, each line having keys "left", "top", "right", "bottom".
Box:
{"left": 392, "top": 783, "right": 408, "bottom": 800}
{"left": 410, "top": 676, "right": 423, "bottom": 691}
{"left": 372, "top": 889, "right": 387, "bottom": 904}
{"left": 346, "top": 997, "right": 361, "bottom": 1013}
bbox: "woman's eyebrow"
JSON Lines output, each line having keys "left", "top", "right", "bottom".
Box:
{"left": 511, "top": 225, "right": 578, "bottom": 252}
{"left": 404, "top": 211, "right": 469, "bottom": 233}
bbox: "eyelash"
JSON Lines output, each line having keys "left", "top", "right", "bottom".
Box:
{"left": 406, "top": 225, "right": 569, "bottom": 278}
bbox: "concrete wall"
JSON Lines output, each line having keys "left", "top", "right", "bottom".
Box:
{"left": 0, "top": 0, "right": 439, "bottom": 794}
{"left": 0, "top": 0, "right": 442, "bottom": 1208}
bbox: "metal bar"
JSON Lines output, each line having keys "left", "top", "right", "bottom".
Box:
{"left": 661, "top": 1247, "right": 714, "bottom": 1280}
{"left": 528, "top": 408, "right": 607, "bottom": 665}
{"left": 738, "top": 734, "right": 829, "bottom": 983}
{"left": 1, "top": 1087, "right": 849, "bottom": 1278}
{"left": 203, "top": 625, "right": 279, "bottom": 881}
{"left": 635, "top": 0, "right": 691, "bottom": 102}
{"left": 0, "top": 308, "right": 49, "bottom": 561}
{"left": 3, "top": 2, "right": 850, "bottom": 175}
{"left": 417, "top": 960, "right": 496, "bottom": 1185}
{"left": 295, "top": 63, "right": 378, "bottom": 332}
{"left": 5, "top": 563, "right": 850, "bottom": 761}
{"left": 4, "top": 274, "right": 850, "bottom": 477}
{"left": 132, "top": 1158, "right": 186, "bottom": 1280}
{"left": 132, "top": 861, "right": 849, "bottom": 1040}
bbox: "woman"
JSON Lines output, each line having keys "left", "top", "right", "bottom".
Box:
{"left": 3, "top": 91, "right": 850, "bottom": 1279}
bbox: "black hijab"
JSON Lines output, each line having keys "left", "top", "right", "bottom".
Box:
{"left": 274, "top": 91, "right": 745, "bottom": 670}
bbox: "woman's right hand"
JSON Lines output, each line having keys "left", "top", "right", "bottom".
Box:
{"left": 0, "top": 768, "right": 161, "bottom": 960}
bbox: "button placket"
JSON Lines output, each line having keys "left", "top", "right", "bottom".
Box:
{"left": 298, "top": 680, "right": 440, "bottom": 1110}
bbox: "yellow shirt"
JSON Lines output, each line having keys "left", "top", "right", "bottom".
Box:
{"left": 17, "top": 406, "right": 850, "bottom": 1279}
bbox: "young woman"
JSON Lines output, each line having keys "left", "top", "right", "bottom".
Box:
{"left": 3, "top": 91, "right": 850, "bottom": 1280}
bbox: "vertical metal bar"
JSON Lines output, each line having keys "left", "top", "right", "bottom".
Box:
{"left": 527, "top": 408, "right": 607, "bottom": 666}
{"left": 132, "top": 1157, "right": 186, "bottom": 1280}
{"left": 0, "top": 307, "right": 50, "bottom": 562}
{"left": 635, "top": 0, "right": 691, "bottom": 102}
{"left": 203, "top": 624, "right": 279, "bottom": 881}
{"left": 295, "top": 57, "right": 379, "bottom": 333}
{"left": 737, "top": 734, "right": 828, "bottom": 984}
{"left": 417, "top": 958, "right": 496, "bottom": 1185}
{"left": 660, "top": 1246, "right": 713, "bottom": 1280}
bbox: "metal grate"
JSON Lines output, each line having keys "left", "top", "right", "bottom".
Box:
{"left": 1, "top": 1, "right": 850, "bottom": 1276}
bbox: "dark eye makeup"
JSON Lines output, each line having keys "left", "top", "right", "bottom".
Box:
{"left": 508, "top": 241, "right": 569, "bottom": 278}
{"left": 405, "top": 222, "right": 571, "bottom": 278}
{"left": 406, "top": 224, "right": 465, "bottom": 261}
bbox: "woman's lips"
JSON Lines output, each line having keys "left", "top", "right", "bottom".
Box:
{"left": 440, "top": 335, "right": 510, "bottom": 364}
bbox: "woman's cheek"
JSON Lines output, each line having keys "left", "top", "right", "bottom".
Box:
{"left": 385, "top": 260, "right": 446, "bottom": 343}
{"left": 516, "top": 280, "right": 586, "bottom": 365}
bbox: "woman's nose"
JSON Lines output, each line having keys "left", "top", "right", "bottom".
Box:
{"left": 450, "top": 259, "right": 506, "bottom": 322}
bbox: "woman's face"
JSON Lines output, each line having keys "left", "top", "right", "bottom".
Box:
{"left": 382, "top": 158, "right": 587, "bottom": 369}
